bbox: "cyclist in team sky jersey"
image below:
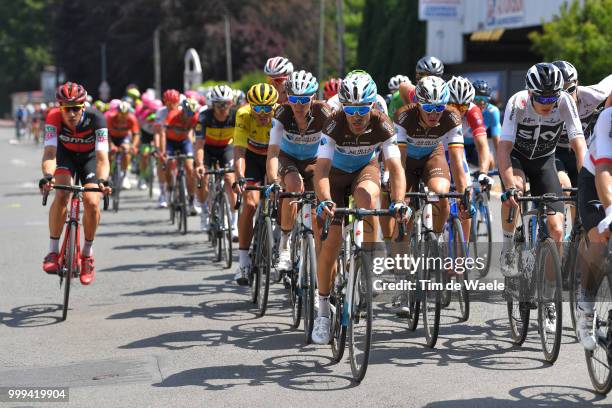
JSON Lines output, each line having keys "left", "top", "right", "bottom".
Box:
{"left": 314, "top": 72, "right": 408, "bottom": 344}
{"left": 161, "top": 98, "right": 200, "bottom": 215}
{"left": 551, "top": 61, "right": 612, "bottom": 196}
{"left": 499, "top": 63, "right": 587, "bottom": 285}
{"left": 232, "top": 83, "right": 279, "bottom": 285}
{"left": 472, "top": 80, "right": 502, "bottom": 170}
{"left": 194, "top": 84, "right": 239, "bottom": 238}
{"left": 106, "top": 101, "right": 140, "bottom": 190}
{"left": 40, "top": 82, "right": 112, "bottom": 285}
{"left": 576, "top": 106, "right": 612, "bottom": 351}
{"left": 155, "top": 89, "right": 181, "bottom": 208}
{"left": 394, "top": 76, "right": 470, "bottom": 240}
{"left": 264, "top": 56, "right": 293, "bottom": 105}
{"left": 267, "top": 70, "right": 332, "bottom": 274}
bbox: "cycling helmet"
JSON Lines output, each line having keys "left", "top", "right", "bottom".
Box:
{"left": 338, "top": 72, "right": 377, "bottom": 104}
{"left": 233, "top": 89, "right": 246, "bottom": 105}
{"left": 247, "top": 83, "right": 278, "bottom": 106}
{"left": 472, "top": 80, "right": 492, "bottom": 97}
{"left": 181, "top": 98, "right": 199, "bottom": 116}
{"left": 416, "top": 56, "right": 444, "bottom": 76}
{"left": 551, "top": 60, "right": 578, "bottom": 84}
{"left": 163, "top": 89, "right": 180, "bottom": 105}
{"left": 447, "top": 76, "right": 475, "bottom": 105}
{"left": 324, "top": 78, "right": 342, "bottom": 99}
{"left": 209, "top": 85, "right": 234, "bottom": 103}
{"left": 388, "top": 75, "right": 411, "bottom": 92}
{"left": 525, "top": 63, "right": 564, "bottom": 96}
{"left": 415, "top": 76, "right": 450, "bottom": 105}
{"left": 56, "top": 82, "right": 87, "bottom": 105}
{"left": 285, "top": 70, "right": 319, "bottom": 96}
{"left": 118, "top": 101, "right": 131, "bottom": 114}
{"left": 126, "top": 87, "right": 140, "bottom": 100}
{"left": 264, "top": 56, "right": 294, "bottom": 77}
{"left": 109, "top": 99, "right": 121, "bottom": 112}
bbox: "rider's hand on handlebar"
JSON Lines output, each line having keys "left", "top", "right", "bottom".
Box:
{"left": 501, "top": 187, "right": 520, "bottom": 208}
{"left": 389, "top": 201, "right": 411, "bottom": 222}
{"left": 195, "top": 165, "right": 205, "bottom": 179}
{"left": 232, "top": 177, "right": 246, "bottom": 194}
{"left": 477, "top": 172, "right": 494, "bottom": 189}
{"left": 97, "top": 178, "right": 113, "bottom": 195}
{"left": 316, "top": 200, "right": 336, "bottom": 220}
{"left": 39, "top": 174, "right": 54, "bottom": 193}
{"left": 264, "top": 182, "right": 281, "bottom": 198}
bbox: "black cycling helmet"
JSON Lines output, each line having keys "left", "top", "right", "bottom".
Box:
{"left": 525, "top": 63, "right": 564, "bottom": 96}
{"left": 551, "top": 60, "right": 578, "bottom": 84}
{"left": 472, "top": 80, "right": 492, "bottom": 97}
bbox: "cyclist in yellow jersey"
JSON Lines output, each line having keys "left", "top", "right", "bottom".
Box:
{"left": 232, "top": 83, "right": 279, "bottom": 285}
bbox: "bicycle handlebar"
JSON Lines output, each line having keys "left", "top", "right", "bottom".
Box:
{"left": 320, "top": 207, "right": 399, "bottom": 242}
{"left": 507, "top": 193, "right": 576, "bottom": 224}
{"left": 42, "top": 184, "right": 109, "bottom": 210}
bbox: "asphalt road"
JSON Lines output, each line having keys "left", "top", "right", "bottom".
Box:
{"left": 0, "top": 126, "right": 608, "bottom": 407}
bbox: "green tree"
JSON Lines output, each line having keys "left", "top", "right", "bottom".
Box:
{"left": 0, "top": 0, "right": 53, "bottom": 114}
{"left": 529, "top": 0, "right": 612, "bottom": 85}
{"left": 343, "top": 0, "right": 364, "bottom": 72}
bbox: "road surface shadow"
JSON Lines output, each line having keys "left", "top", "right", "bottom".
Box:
{"left": 1, "top": 304, "right": 62, "bottom": 327}
{"left": 152, "top": 354, "right": 355, "bottom": 391}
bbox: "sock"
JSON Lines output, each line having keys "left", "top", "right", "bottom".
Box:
{"left": 280, "top": 230, "right": 291, "bottom": 250}
{"left": 50, "top": 237, "right": 60, "bottom": 253}
{"left": 502, "top": 230, "right": 514, "bottom": 251}
{"left": 318, "top": 293, "right": 330, "bottom": 318}
{"left": 82, "top": 239, "right": 94, "bottom": 257}
{"left": 239, "top": 249, "right": 250, "bottom": 268}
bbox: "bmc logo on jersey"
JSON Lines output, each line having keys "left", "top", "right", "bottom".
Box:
{"left": 59, "top": 134, "right": 95, "bottom": 144}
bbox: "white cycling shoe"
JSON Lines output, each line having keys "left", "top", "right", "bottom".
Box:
{"left": 234, "top": 265, "right": 249, "bottom": 286}
{"left": 576, "top": 303, "right": 597, "bottom": 351}
{"left": 500, "top": 248, "right": 519, "bottom": 277}
{"left": 311, "top": 316, "right": 331, "bottom": 344}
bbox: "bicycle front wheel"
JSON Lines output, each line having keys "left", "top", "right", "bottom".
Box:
{"left": 302, "top": 233, "right": 317, "bottom": 344}
{"left": 178, "top": 175, "right": 187, "bottom": 235}
{"left": 453, "top": 218, "right": 469, "bottom": 322}
{"left": 422, "top": 232, "right": 441, "bottom": 348}
{"left": 61, "top": 223, "right": 77, "bottom": 321}
{"left": 469, "top": 200, "right": 493, "bottom": 278}
{"left": 221, "top": 193, "right": 233, "bottom": 269}
{"left": 256, "top": 217, "right": 273, "bottom": 317}
{"left": 331, "top": 248, "right": 347, "bottom": 362}
{"left": 348, "top": 253, "right": 372, "bottom": 382}
{"left": 586, "top": 271, "right": 612, "bottom": 394}
{"left": 537, "top": 237, "right": 563, "bottom": 364}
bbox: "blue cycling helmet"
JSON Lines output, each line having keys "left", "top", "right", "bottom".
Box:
{"left": 338, "top": 71, "right": 377, "bottom": 104}
{"left": 285, "top": 70, "right": 319, "bottom": 96}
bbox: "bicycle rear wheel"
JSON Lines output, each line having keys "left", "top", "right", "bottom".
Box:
{"left": 422, "top": 232, "right": 441, "bottom": 348}
{"left": 348, "top": 252, "right": 372, "bottom": 382}
{"left": 112, "top": 160, "right": 122, "bottom": 213}
{"left": 213, "top": 198, "right": 222, "bottom": 263}
{"left": 405, "top": 230, "right": 421, "bottom": 331}
{"left": 221, "top": 193, "right": 233, "bottom": 269}
{"left": 331, "top": 249, "right": 347, "bottom": 362}
{"left": 147, "top": 156, "right": 155, "bottom": 199}
{"left": 289, "top": 222, "right": 302, "bottom": 329}
{"left": 302, "top": 233, "right": 317, "bottom": 344}
{"left": 469, "top": 200, "right": 493, "bottom": 278}
{"left": 537, "top": 237, "right": 563, "bottom": 364}
{"left": 178, "top": 174, "right": 187, "bottom": 235}
{"left": 256, "top": 217, "right": 273, "bottom": 317}
{"left": 61, "top": 223, "right": 77, "bottom": 321}
{"left": 567, "top": 232, "right": 583, "bottom": 333}
{"left": 453, "top": 218, "right": 469, "bottom": 322}
{"left": 586, "top": 271, "right": 612, "bottom": 394}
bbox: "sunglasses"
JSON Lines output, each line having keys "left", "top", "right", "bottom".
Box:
{"left": 252, "top": 105, "right": 273, "bottom": 114}
{"left": 565, "top": 85, "right": 577, "bottom": 94}
{"left": 213, "top": 102, "right": 230, "bottom": 109}
{"left": 60, "top": 104, "right": 85, "bottom": 113}
{"left": 533, "top": 94, "right": 559, "bottom": 105}
{"left": 474, "top": 96, "right": 490, "bottom": 103}
{"left": 288, "top": 95, "right": 313, "bottom": 105}
{"left": 342, "top": 105, "right": 372, "bottom": 116}
{"left": 421, "top": 103, "right": 446, "bottom": 113}
{"left": 449, "top": 103, "right": 469, "bottom": 113}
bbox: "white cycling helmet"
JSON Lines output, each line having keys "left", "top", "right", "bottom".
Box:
{"left": 525, "top": 63, "right": 564, "bottom": 96}
{"left": 264, "top": 56, "right": 294, "bottom": 77}
{"left": 338, "top": 71, "right": 377, "bottom": 104}
{"left": 447, "top": 76, "right": 475, "bottom": 105}
{"left": 415, "top": 76, "right": 450, "bottom": 105}
{"left": 551, "top": 60, "right": 578, "bottom": 84}
{"left": 388, "top": 75, "right": 411, "bottom": 92}
{"left": 209, "top": 84, "right": 234, "bottom": 103}
{"left": 416, "top": 56, "right": 444, "bottom": 76}
{"left": 285, "top": 70, "right": 319, "bottom": 96}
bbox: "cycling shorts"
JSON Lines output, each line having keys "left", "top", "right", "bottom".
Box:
{"left": 510, "top": 152, "right": 563, "bottom": 214}
{"left": 577, "top": 168, "right": 605, "bottom": 233}
{"left": 166, "top": 139, "right": 194, "bottom": 158}
{"left": 55, "top": 143, "right": 97, "bottom": 185}
{"left": 244, "top": 149, "right": 266, "bottom": 185}
{"left": 328, "top": 161, "right": 380, "bottom": 225}
{"left": 279, "top": 151, "right": 316, "bottom": 192}
{"left": 405, "top": 143, "right": 450, "bottom": 193}
{"left": 554, "top": 146, "right": 578, "bottom": 187}
{"left": 111, "top": 135, "right": 131, "bottom": 147}
{"left": 205, "top": 144, "right": 234, "bottom": 169}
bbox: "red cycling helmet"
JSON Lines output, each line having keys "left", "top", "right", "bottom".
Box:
{"left": 163, "top": 89, "right": 180, "bottom": 105}
{"left": 56, "top": 82, "right": 87, "bottom": 105}
{"left": 324, "top": 78, "right": 342, "bottom": 100}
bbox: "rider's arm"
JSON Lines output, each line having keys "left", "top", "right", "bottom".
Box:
{"left": 561, "top": 93, "right": 586, "bottom": 171}
{"left": 266, "top": 118, "right": 283, "bottom": 183}
{"left": 596, "top": 163, "right": 612, "bottom": 209}
{"left": 130, "top": 116, "right": 140, "bottom": 150}
{"left": 444, "top": 123, "right": 467, "bottom": 192}
{"left": 41, "top": 146, "right": 57, "bottom": 177}
{"left": 467, "top": 106, "right": 491, "bottom": 173}
{"left": 606, "top": 92, "right": 612, "bottom": 109}
{"left": 593, "top": 108, "right": 612, "bottom": 208}
{"left": 394, "top": 114, "right": 409, "bottom": 168}
{"left": 314, "top": 134, "right": 335, "bottom": 201}
{"left": 498, "top": 97, "right": 518, "bottom": 189}
{"left": 194, "top": 138, "right": 205, "bottom": 168}
{"left": 95, "top": 127, "right": 110, "bottom": 180}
